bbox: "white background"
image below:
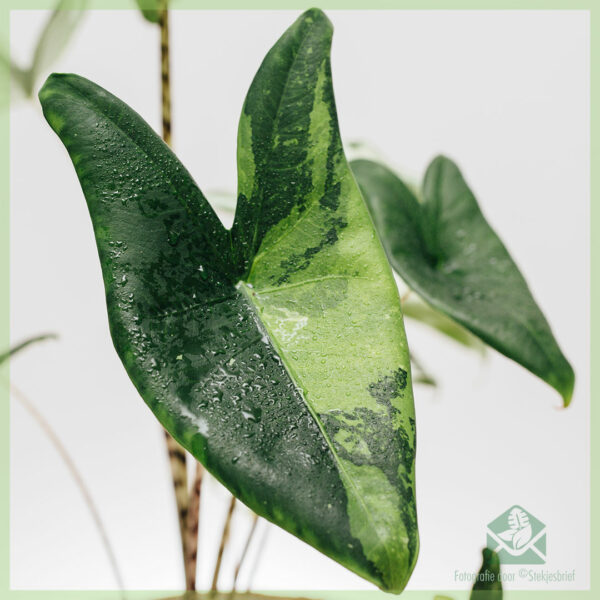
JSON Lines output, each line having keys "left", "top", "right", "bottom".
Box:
{"left": 9, "top": 8, "right": 590, "bottom": 593}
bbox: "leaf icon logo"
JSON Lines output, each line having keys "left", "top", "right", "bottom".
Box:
{"left": 487, "top": 505, "right": 546, "bottom": 563}
{"left": 497, "top": 507, "right": 533, "bottom": 550}
{"left": 514, "top": 524, "right": 533, "bottom": 549}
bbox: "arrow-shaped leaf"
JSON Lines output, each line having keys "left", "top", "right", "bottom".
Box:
{"left": 39, "top": 9, "right": 418, "bottom": 593}
{"left": 351, "top": 157, "right": 574, "bottom": 405}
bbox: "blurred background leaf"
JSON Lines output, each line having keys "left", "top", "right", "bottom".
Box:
{"left": 135, "top": 0, "right": 161, "bottom": 24}
{"left": 27, "top": 0, "right": 88, "bottom": 96}
{"left": 352, "top": 157, "right": 574, "bottom": 405}
{"left": 0, "top": 333, "right": 58, "bottom": 366}
{"left": 403, "top": 296, "right": 487, "bottom": 354}
{"left": 410, "top": 350, "right": 438, "bottom": 387}
{"left": 1, "top": 0, "right": 87, "bottom": 105}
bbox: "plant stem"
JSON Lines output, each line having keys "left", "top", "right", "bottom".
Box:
{"left": 158, "top": 0, "right": 190, "bottom": 584}
{"left": 245, "top": 525, "right": 270, "bottom": 593}
{"left": 185, "top": 461, "right": 204, "bottom": 591}
{"left": 164, "top": 430, "right": 189, "bottom": 574}
{"left": 210, "top": 496, "right": 237, "bottom": 593}
{"left": 159, "top": 1, "right": 172, "bottom": 146}
{"left": 9, "top": 382, "right": 125, "bottom": 593}
{"left": 231, "top": 513, "right": 259, "bottom": 593}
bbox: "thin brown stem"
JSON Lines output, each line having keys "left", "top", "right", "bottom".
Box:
{"left": 9, "top": 382, "right": 125, "bottom": 593}
{"left": 164, "top": 430, "right": 189, "bottom": 573}
{"left": 231, "top": 513, "right": 259, "bottom": 593}
{"left": 245, "top": 524, "right": 270, "bottom": 593}
{"left": 159, "top": 1, "right": 172, "bottom": 147}
{"left": 157, "top": 0, "right": 190, "bottom": 583}
{"left": 210, "top": 496, "right": 237, "bottom": 593}
{"left": 185, "top": 461, "right": 204, "bottom": 591}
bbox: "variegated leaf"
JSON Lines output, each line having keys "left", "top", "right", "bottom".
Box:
{"left": 39, "top": 9, "right": 418, "bottom": 593}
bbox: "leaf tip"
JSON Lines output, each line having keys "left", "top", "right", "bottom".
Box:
{"left": 558, "top": 364, "right": 575, "bottom": 408}
{"left": 301, "top": 7, "right": 330, "bottom": 23}
{"left": 425, "top": 153, "right": 455, "bottom": 179}
{"left": 297, "top": 7, "right": 333, "bottom": 36}
{"left": 38, "top": 72, "right": 73, "bottom": 104}
{"left": 374, "top": 533, "right": 420, "bottom": 595}
{"left": 38, "top": 73, "right": 73, "bottom": 132}
{"left": 38, "top": 72, "right": 58, "bottom": 102}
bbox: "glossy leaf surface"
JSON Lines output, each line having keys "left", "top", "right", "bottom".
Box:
{"left": 40, "top": 9, "right": 417, "bottom": 593}
{"left": 351, "top": 157, "right": 574, "bottom": 405}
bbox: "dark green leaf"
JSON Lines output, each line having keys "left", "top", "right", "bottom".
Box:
{"left": 0, "top": 334, "right": 58, "bottom": 366}
{"left": 470, "top": 548, "right": 502, "bottom": 600}
{"left": 39, "top": 9, "right": 417, "bottom": 593}
{"left": 352, "top": 157, "right": 574, "bottom": 405}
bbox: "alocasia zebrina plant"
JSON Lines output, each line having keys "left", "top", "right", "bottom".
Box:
{"left": 351, "top": 157, "right": 574, "bottom": 405}
{"left": 39, "top": 8, "right": 418, "bottom": 594}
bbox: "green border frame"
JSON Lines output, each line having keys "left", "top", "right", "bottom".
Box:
{"left": 0, "top": 1, "right": 594, "bottom": 598}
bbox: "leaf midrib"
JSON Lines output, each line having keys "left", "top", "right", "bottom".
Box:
{"left": 252, "top": 273, "right": 372, "bottom": 296}
{"left": 237, "top": 280, "right": 396, "bottom": 580}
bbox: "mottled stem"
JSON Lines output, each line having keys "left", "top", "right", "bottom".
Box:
{"left": 157, "top": 0, "right": 190, "bottom": 583}
{"left": 231, "top": 513, "right": 260, "bottom": 593}
{"left": 159, "top": 1, "right": 172, "bottom": 146}
{"left": 185, "top": 461, "right": 204, "bottom": 591}
{"left": 164, "top": 429, "right": 189, "bottom": 572}
{"left": 9, "top": 382, "right": 125, "bottom": 593}
{"left": 210, "top": 496, "right": 237, "bottom": 593}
